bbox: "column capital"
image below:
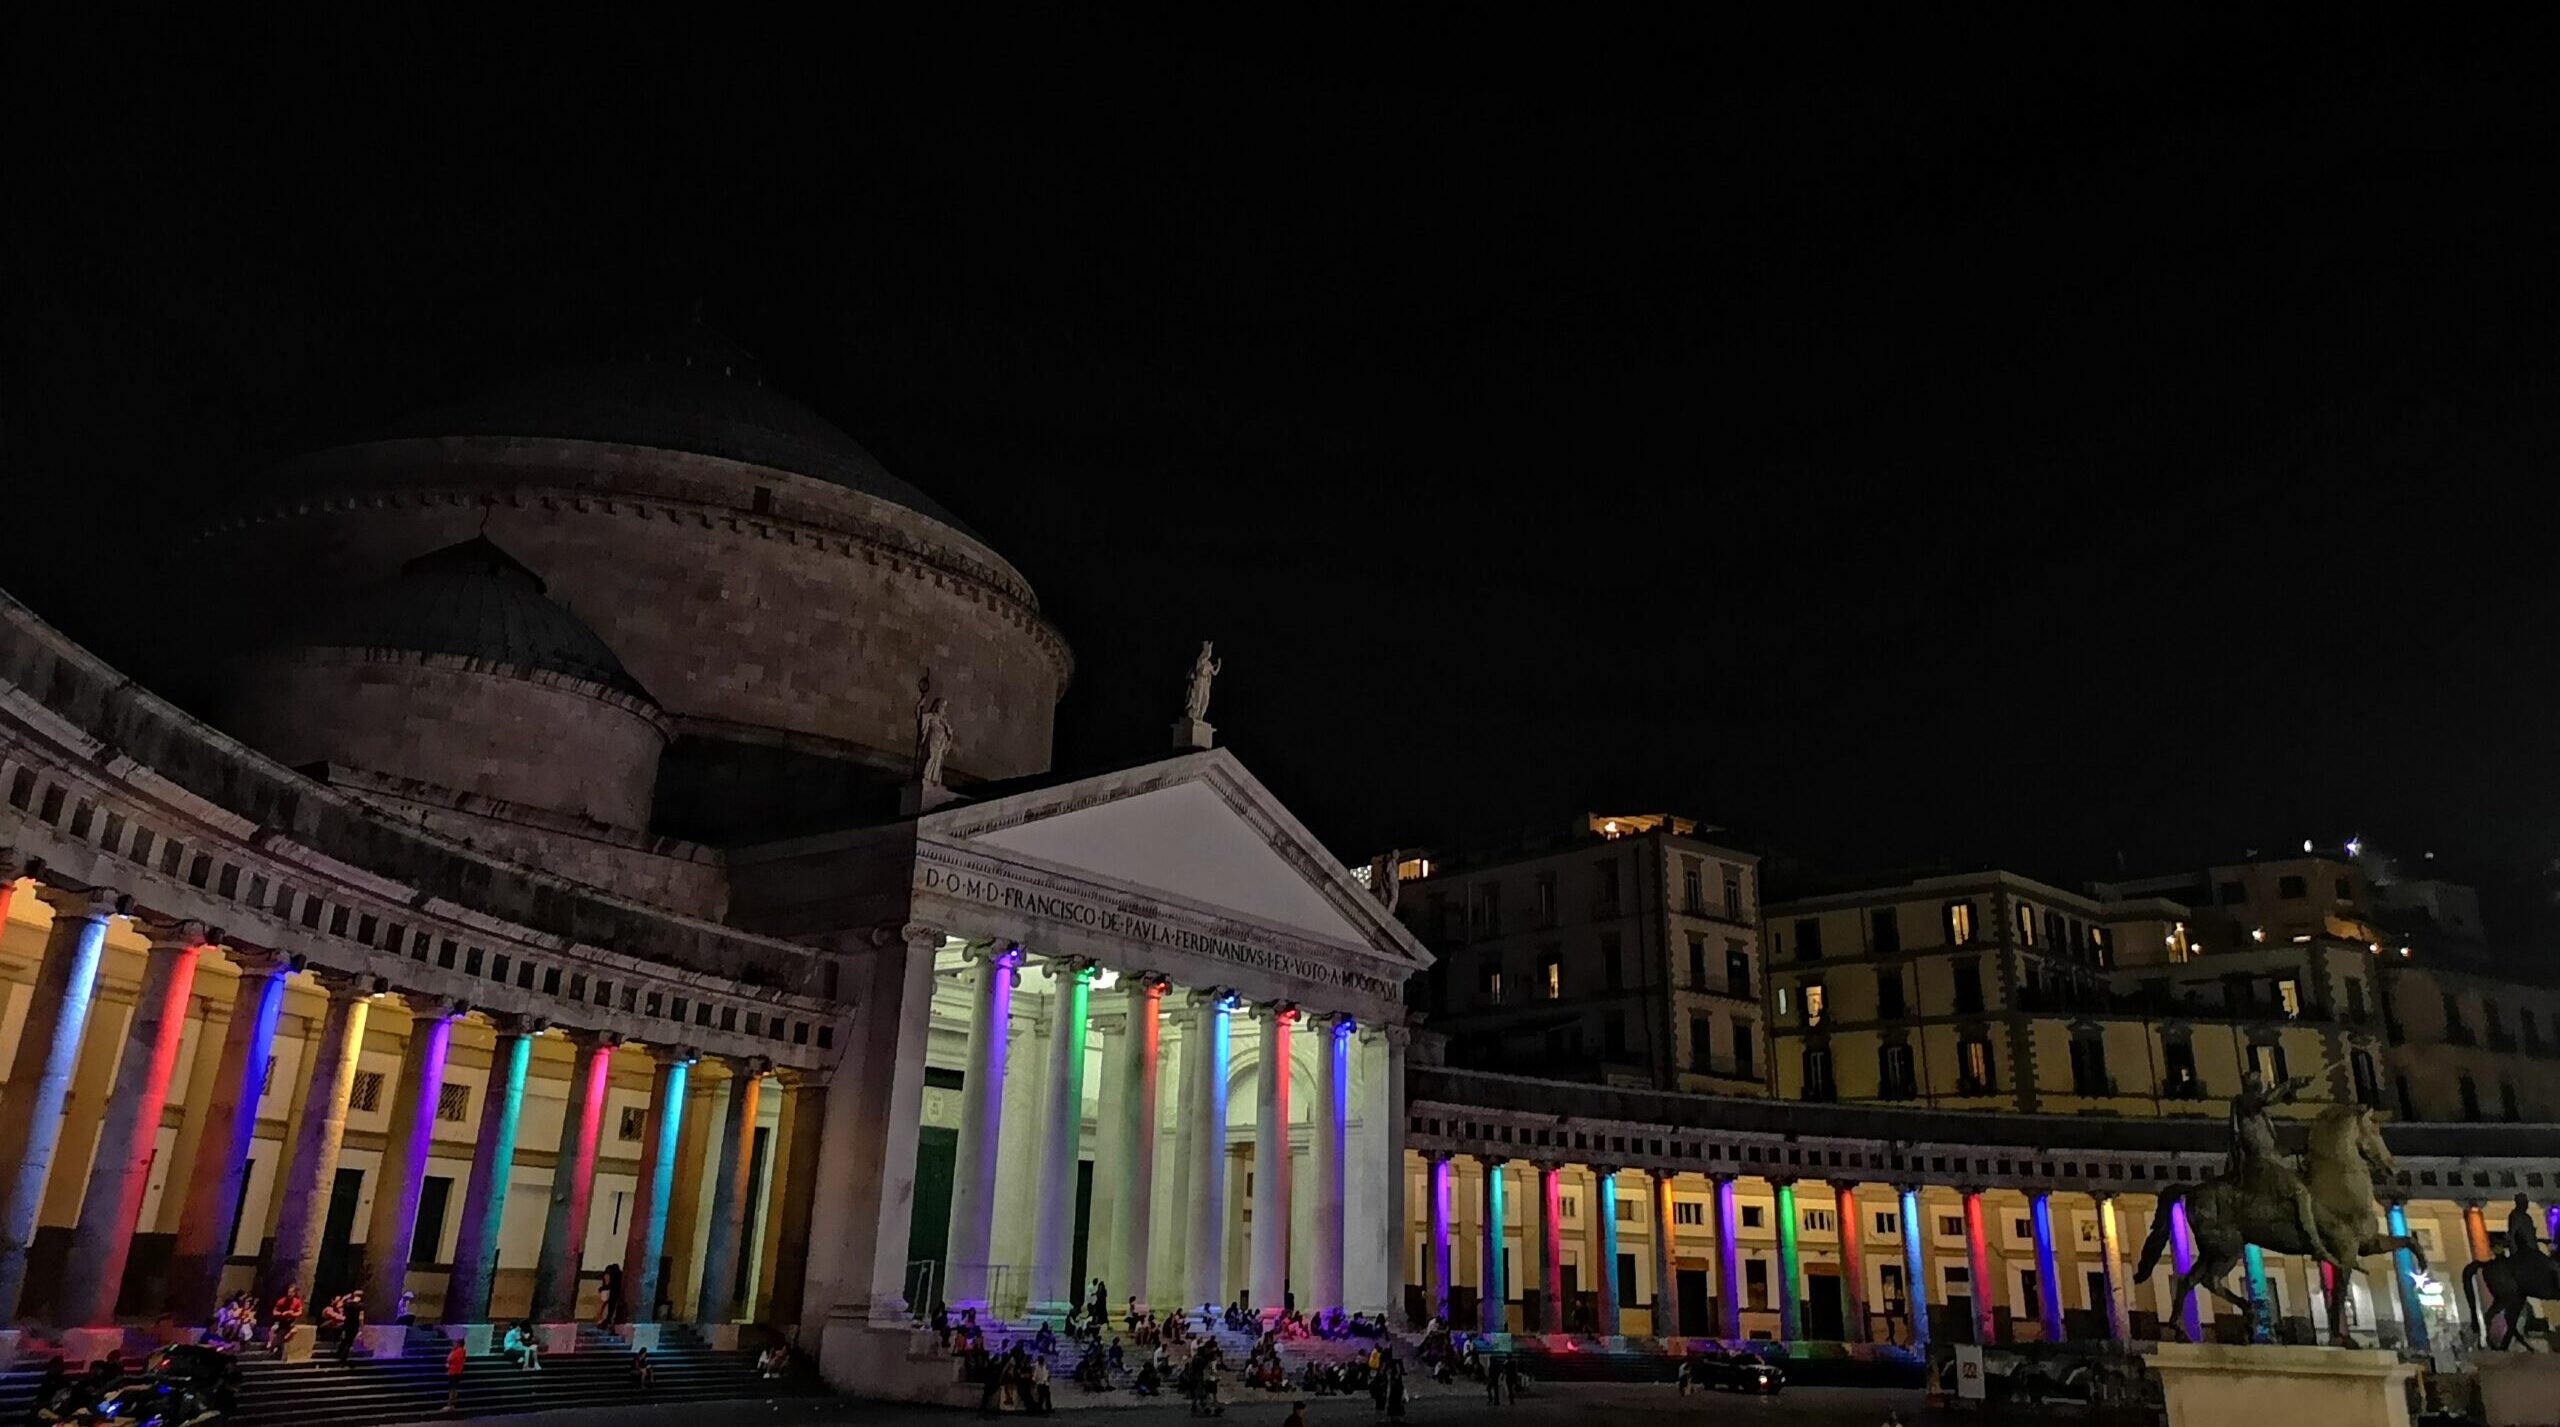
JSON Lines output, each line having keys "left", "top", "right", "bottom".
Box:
{"left": 1827, "top": 1179, "right": 1863, "bottom": 1194}
{"left": 140, "top": 918, "right": 212, "bottom": 954}
{"left": 1185, "top": 986, "right": 1238, "bottom": 1011}
{"left": 1426, "top": 1149, "right": 1455, "bottom": 1166}
{"left": 37, "top": 884, "right": 126, "bottom": 923}
{"left": 1047, "top": 954, "right": 1098, "bottom": 981}
{"left": 557, "top": 1026, "right": 625, "bottom": 1052}
{"left": 478, "top": 1010, "right": 547, "bottom": 1037}
{"left": 1591, "top": 1164, "right": 1621, "bottom": 1179}
{"left": 720, "top": 1053, "right": 773, "bottom": 1078}
{"left": 223, "top": 946, "right": 302, "bottom": 980}
{"left": 1124, "top": 971, "right": 1172, "bottom": 998}
{"left": 643, "top": 1042, "right": 701, "bottom": 1066}
{"left": 392, "top": 991, "right": 465, "bottom": 1020}
{"left": 305, "top": 965, "right": 380, "bottom": 1000}
{"left": 1260, "top": 1000, "right": 1301, "bottom": 1025}
{"left": 900, "top": 925, "right": 946, "bottom": 956}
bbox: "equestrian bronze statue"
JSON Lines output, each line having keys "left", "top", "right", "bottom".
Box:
{"left": 2462, "top": 1191, "right": 2560, "bottom": 1349}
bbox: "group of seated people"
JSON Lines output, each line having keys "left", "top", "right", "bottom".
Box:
{"left": 203, "top": 1293, "right": 263, "bottom": 1347}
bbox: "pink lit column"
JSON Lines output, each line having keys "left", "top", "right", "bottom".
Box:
{"left": 60, "top": 920, "right": 207, "bottom": 1325}
{"left": 1427, "top": 1154, "right": 1454, "bottom": 1320}
{"left": 532, "top": 1031, "right": 618, "bottom": 1322}
{"left": 1248, "top": 1003, "right": 1294, "bottom": 1319}
{"left": 1715, "top": 1176, "right": 1743, "bottom": 1339}
{"left": 0, "top": 889, "right": 121, "bottom": 1322}
{"left": 167, "top": 950, "right": 292, "bottom": 1321}
{"left": 1536, "top": 1163, "right": 1565, "bottom": 1333}
{"left": 365, "top": 997, "right": 456, "bottom": 1311}
{"left": 1962, "top": 1189, "right": 1997, "bottom": 1344}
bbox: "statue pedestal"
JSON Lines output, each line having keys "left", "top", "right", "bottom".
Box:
{"left": 2473, "top": 1352, "right": 2560, "bottom": 1427}
{"left": 1170, "top": 717, "right": 1215, "bottom": 752}
{"left": 899, "top": 782, "right": 957, "bottom": 816}
{"left": 2151, "top": 1343, "right": 2417, "bottom": 1427}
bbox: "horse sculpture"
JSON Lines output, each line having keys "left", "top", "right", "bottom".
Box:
{"left": 2134, "top": 1102, "right": 2424, "bottom": 1346}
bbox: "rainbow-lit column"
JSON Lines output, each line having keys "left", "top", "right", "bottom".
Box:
{"left": 1480, "top": 1157, "right": 1508, "bottom": 1334}
{"left": 532, "top": 1030, "right": 618, "bottom": 1322}
{"left": 2030, "top": 1192, "right": 2064, "bottom": 1342}
{"left": 1833, "top": 1182, "right": 1867, "bottom": 1342}
{"left": 260, "top": 971, "right": 375, "bottom": 1307}
{"left": 445, "top": 1015, "right": 537, "bottom": 1325}
{"left": 1182, "top": 992, "right": 1233, "bottom": 1311}
{"left": 1649, "top": 1170, "right": 1681, "bottom": 1338}
{"left": 1032, "top": 961, "right": 1098, "bottom": 1321}
{"left": 2386, "top": 1202, "right": 2428, "bottom": 1350}
{"left": 1774, "top": 1180, "right": 1802, "bottom": 1340}
{"left": 2170, "top": 1199, "right": 2203, "bottom": 1342}
{"left": 166, "top": 950, "right": 292, "bottom": 1322}
{"left": 1592, "top": 1167, "right": 1622, "bottom": 1337}
{"left": 1535, "top": 1163, "right": 1565, "bottom": 1333}
{"left": 1962, "top": 1189, "right": 1997, "bottom": 1343}
{"left": 1247, "top": 1000, "right": 1294, "bottom": 1321}
{"left": 366, "top": 996, "right": 458, "bottom": 1312}
{"left": 60, "top": 919, "right": 206, "bottom": 1327}
{"left": 944, "top": 946, "right": 1019, "bottom": 1314}
{"left": 1714, "top": 1175, "right": 1743, "bottom": 1340}
{"left": 621, "top": 1045, "right": 695, "bottom": 1327}
{"left": 1309, "top": 1014, "right": 1349, "bottom": 1314}
{"left": 1426, "top": 1154, "right": 1454, "bottom": 1321}
{"left": 1898, "top": 1187, "right": 1929, "bottom": 1350}
{"left": 0, "top": 888, "right": 120, "bottom": 1322}
{"left": 2094, "top": 1195, "right": 2129, "bottom": 1342}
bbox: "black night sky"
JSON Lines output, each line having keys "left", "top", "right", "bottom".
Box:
{"left": 11, "top": 17, "right": 2558, "bottom": 934}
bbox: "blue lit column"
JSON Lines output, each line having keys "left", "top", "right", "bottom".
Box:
{"left": 445, "top": 1016, "right": 536, "bottom": 1324}
{"left": 621, "top": 1047, "right": 694, "bottom": 1324}
{"left": 2387, "top": 1202, "right": 2428, "bottom": 1351}
{"left": 1181, "top": 991, "right": 1233, "bottom": 1310}
{"left": 1899, "top": 1187, "right": 1929, "bottom": 1351}
{"left": 0, "top": 889, "right": 120, "bottom": 1322}
{"left": 2031, "top": 1192, "right": 2064, "bottom": 1342}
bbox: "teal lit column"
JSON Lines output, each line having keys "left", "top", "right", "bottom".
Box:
{"left": 1031, "top": 960, "right": 1096, "bottom": 1320}
{"left": 1898, "top": 1187, "right": 1929, "bottom": 1351}
{"left": 2241, "top": 1245, "right": 2275, "bottom": 1342}
{"left": 1480, "top": 1157, "right": 1507, "bottom": 1334}
{"left": 2387, "top": 1202, "right": 2428, "bottom": 1350}
{"left": 1775, "top": 1180, "right": 1802, "bottom": 1340}
{"left": 1593, "top": 1167, "right": 1623, "bottom": 1337}
{"left": 621, "top": 1047, "right": 694, "bottom": 1323}
{"left": 2031, "top": 1192, "right": 2064, "bottom": 1342}
{"left": 445, "top": 1016, "right": 536, "bottom": 1324}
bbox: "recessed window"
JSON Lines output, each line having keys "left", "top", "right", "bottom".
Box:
{"left": 2278, "top": 875, "right": 2307, "bottom": 899}
{"left": 349, "top": 1071, "right": 386, "bottom": 1113}
{"left": 1944, "top": 900, "right": 1975, "bottom": 947}
{"left": 1869, "top": 908, "right": 1900, "bottom": 956}
{"left": 1801, "top": 981, "right": 1825, "bottom": 1027}
{"left": 1957, "top": 1036, "right": 1994, "bottom": 1093}
{"left": 1794, "top": 917, "right": 1823, "bottom": 961}
{"left": 436, "top": 1083, "right": 471, "bottom": 1123}
{"left": 1741, "top": 1204, "right": 1765, "bottom": 1229}
{"left": 1873, "top": 1210, "right": 1900, "bottom": 1237}
{"left": 1953, "top": 960, "right": 1984, "bottom": 1014}
{"left": 1541, "top": 954, "right": 1562, "bottom": 1001}
{"left": 1673, "top": 1201, "right": 1705, "bottom": 1226}
{"left": 2217, "top": 881, "right": 2245, "bottom": 905}
{"left": 1877, "top": 971, "right": 1906, "bottom": 1020}
{"left": 619, "top": 1106, "right": 647, "bottom": 1141}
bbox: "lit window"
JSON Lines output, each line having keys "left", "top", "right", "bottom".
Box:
{"left": 1945, "top": 901, "right": 1975, "bottom": 947}
{"left": 2276, "top": 979, "right": 2301, "bottom": 1018}
{"left": 1543, "top": 960, "right": 1561, "bottom": 1000}
{"left": 1803, "top": 982, "right": 1826, "bottom": 1027}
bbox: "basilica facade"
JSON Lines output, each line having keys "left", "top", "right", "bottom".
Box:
{"left": 0, "top": 342, "right": 2548, "bottom": 1403}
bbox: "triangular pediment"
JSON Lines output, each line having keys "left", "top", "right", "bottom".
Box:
{"left": 918, "top": 750, "right": 1431, "bottom": 972}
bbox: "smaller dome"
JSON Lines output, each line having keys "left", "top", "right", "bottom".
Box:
{"left": 305, "top": 537, "right": 653, "bottom": 702}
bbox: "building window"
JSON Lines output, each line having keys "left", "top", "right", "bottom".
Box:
{"left": 2459, "top": 1074, "right": 2483, "bottom": 1121}
{"left": 2217, "top": 880, "right": 2245, "bottom": 905}
{"left": 2350, "top": 1050, "right": 2382, "bottom": 1109}
{"left": 1533, "top": 872, "right": 1556, "bottom": 925}
{"left": 2016, "top": 902, "right": 2037, "bottom": 944}
{"left": 1601, "top": 933, "right": 1623, "bottom": 991}
{"left": 1724, "top": 875, "right": 1743, "bottom": 919}
{"left": 1480, "top": 964, "right": 1504, "bottom": 1004}
{"left": 1803, "top": 1208, "right": 1836, "bottom": 1233}
{"left": 1674, "top": 1200, "right": 1706, "bottom": 1227}
{"left": 1732, "top": 1022, "right": 1756, "bottom": 1080}
{"left": 2275, "top": 978, "right": 2301, "bottom": 1018}
{"left": 1726, "top": 945, "right": 1752, "bottom": 998}
{"left": 2068, "top": 1033, "right": 2110, "bottom": 1095}
{"left": 1683, "top": 862, "right": 1704, "bottom": 914}
{"left": 2089, "top": 925, "right": 2113, "bottom": 969}
{"left": 2335, "top": 877, "right": 2354, "bottom": 900}
{"left": 1953, "top": 960, "right": 1984, "bottom": 1014}
{"left": 1869, "top": 908, "right": 1900, "bottom": 956}
{"left": 1801, "top": 980, "right": 1826, "bottom": 1027}
{"left": 2163, "top": 1038, "right": 2201, "bottom": 1099}
{"left": 1944, "top": 900, "right": 1976, "bottom": 947}
{"left": 1938, "top": 1214, "right": 1965, "bottom": 1238}
{"left": 1873, "top": 1210, "right": 1901, "bottom": 1237}
{"left": 619, "top": 1106, "right": 648, "bottom": 1141}
{"left": 1616, "top": 1198, "right": 1640, "bottom": 1222}
{"left": 1688, "top": 936, "right": 1709, "bottom": 988}
{"left": 435, "top": 1083, "right": 471, "bottom": 1123}
{"left": 1957, "top": 1036, "right": 1994, "bottom": 1094}
{"left": 2248, "top": 1041, "right": 2290, "bottom": 1084}
{"left": 1741, "top": 1205, "right": 1765, "bottom": 1229}
{"left": 1690, "top": 1015, "right": 1715, "bottom": 1074}
{"left": 349, "top": 1071, "right": 385, "bottom": 1114}
{"left": 1594, "top": 860, "right": 1621, "bottom": 914}
{"left": 1878, "top": 1043, "right": 1917, "bottom": 1099}
{"left": 1541, "top": 953, "right": 1562, "bottom": 1000}
{"left": 2278, "top": 875, "right": 2307, "bottom": 899}
{"left": 2443, "top": 991, "right": 2471, "bottom": 1042}
{"left": 2500, "top": 1081, "right": 2522, "bottom": 1122}
{"left": 2524, "top": 1009, "right": 2543, "bottom": 1055}
{"left": 1744, "top": 1257, "right": 1770, "bottom": 1310}
{"left": 1876, "top": 971, "right": 1906, "bottom": 1020}
{"left": 1802, "top": 1046, "right": 1835, "bottom": 1101}
{"left": 1471, "top": 883, "right": 1503, "bottom": 936}
{"left": 1794, "top": 917, "right": 1823, "bottom": 961}
{"left": 1605, "top": 1012, "right": 1630, "bottom": 1058}
{"left": 2345, "top": 978, "right": 2369, "bottom": 1022}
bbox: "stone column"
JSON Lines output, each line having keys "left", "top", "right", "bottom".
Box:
{"left": 2385, "top": 1201, "right": 2428, "bottom": 1351}
{"left": 1715, "top": 1175, "right": 1743, "bottom": 1339}
{"left": 1346, "top": 1024, "right": 1405, "bottom": 1319}
{"left": 1249, "top": 1003, "right": 1294, "bottom": 1319}
{"left": 152, "top": 988, "right": 236, "bottom": 1241}
{"left": 1309, "top": 1013, "right": 1347, "bottom": 1314}
{"left": 806, "top": 928, "right": 939, "bottom": 1347}
{"left": 0, "top": 888, "right": 119, "bottom": 1321}
{"left": 1427, "top": 1154, "right": 1454, "bottom": 1322}
{"left": 657, "top": 1073, "right": 721, "bottom": 1313}
{"left": 259, "top": 973, "right": 374, "bottom": 1305}
{"left": 756, "top": 1071, "right": 825, "bottom": 1329}
{"left": 2030, "top": 1191, "right": 2064, "bottom": 1342}
{"left": 1028, "top": 959, "right": 1094, "bottom": 1320}
{"left": 1535, "top": 1162, "right": 1565, "bottom": 1333}
{"left": 532, "top": 1031, "right": 618, "bottom": 1323}
{"left": 1962, "top": 1188, "right": 1997, "bottom": 1344}
{"left": 445, "top": 1015, "right": 536, "bottom": 1325}
{"left": 2170, "top": 1198, "right": 2204, "bottom": 1342}
{"left": 166, "top": 951, "right": 291, "bottom": 1321}
{"left": 1181, "top": 993, "right": 1232, "bottom": 1311}
{"left": 621, "top": 1047, "right": 694, "bottom": 1324}
{"left": 2095, "top": 1195, "right": 2129, "bottom": 1342}
{"left": 1776, "top": 1180, "right": 1804, "bottom": 1340}
{"left": 1111, "top": 978, "right": 1164, "bottom": 1307}
{"left": 1899, "top": 1186, "right": 1930, "bottom": 1350}
{"left": 696, "top": 1057, "right": 766, "bottom": 1323}
{"left": 1650, "top": 1170, "right": 1681, "bottom": 1338}
{"left": 1591, "top": 1167, "right": 1622, "bottom": 1337}
{"left": 2463, "top": 1202, "right": 2495, "bottom": 1263}
{"left": 1834, "top": 1182, "right": 1867, "bottom": 1343}
{"left": 365, "top": 996, "right": 457, "bottom": 1312}
{"left": 943, "top": 947, "right": 1018, "bottom": 1313}
{"left": 60, "top": 921, "right": 206, "bottom": 1324}
{"left": 1479, "top": 1156, "right": 1508, "bottom": 1334}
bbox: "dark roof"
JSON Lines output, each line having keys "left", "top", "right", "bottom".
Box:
{"left": 388, "top": 335, "right": 976, "bottom": 537}
{"left": 302, "top": 537, "right": 653, "bottom": 702}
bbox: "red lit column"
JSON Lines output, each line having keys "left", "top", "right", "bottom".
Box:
{"left": 1536, "top": 1163, "right": 1565, "bottom": 1333}
{"left": 0, "top": 889, "right": 122, "bottom": 1322}
{"left": 532, "top": 1031, "right": 618, "bottom": 1322}
{"left": 60, "top": 920, "right": 207, "bottom": 1325}
{"left": 1835, "top": 1182, "right": 1869, "bottom": 1343}
{"left": 1962, "top": 1189, "right": 1997, "bottom": 1344}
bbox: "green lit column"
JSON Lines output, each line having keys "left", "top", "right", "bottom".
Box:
{"left": 445, "top": 1016, "right": 537, "bottom": 1325}
{"left": 1775, "top": 1179, "right": 1802, "bottom": 1340}
{"left": 1028, "top": 958, "right": 1095, "bottom": 1321}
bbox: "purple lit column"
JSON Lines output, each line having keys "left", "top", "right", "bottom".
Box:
{"left": 944, "top": 946, "right": 1017, "bottom": 1313}
{"left": 2030, "top": 1192, "right": 2064, "bottom": 1342}
{"left": 61, "top": 920, "right": 206, "bottom": 1325}
{"left": 1310, "top": 1014, "right": 1349, "bottom": 1313}
{"left": 0, "top": 889, "right": 120, "bottom": 1322}
{"left": 365, "top": 996, "right": 456, "bottom": 1310}
{"left": 1427, "top": 1154, "right": 1454, "bottom": 1320}
{"left": 2171, "top": 1199, "right": 2203, "bottom": 1341}
{"left": 1715, "top": 1175, "right": 1743, "bottom": 1340}
{"left": 167, "top": 951, "right": 292, "bottom": 1321}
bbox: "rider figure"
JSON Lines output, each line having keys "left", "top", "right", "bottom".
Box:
{"left": 2227, "top": 1069, "right": 2324, "bottom": 1256}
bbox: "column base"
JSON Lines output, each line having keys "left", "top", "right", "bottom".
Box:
{"left": 623, "top": 1323, "right": 663, "bottom": 1351}
{"left": 357, "top": 1324, "right": 408, "bottom": 1360}
{"left": 2150, "top": 1343, "right": 2418, "bottom": 1427}
{"left": 817, "top": 1317, "right": 974, "bottom": 1406}
{"left": 442, "top": 1323, "right": 495, "bottom": 1356}
{"left": 1025, "top": 1300, "right": 1077, "bottom": 1325}
{"left": 531, "top": 1322, "right": 581, "bottom": 1356}
{"left": 275, "top": 1324, "right": 316, "bottom": 1363}
{"left": 697, "top": 1322, "right": 743, "bottom": 1350}
{"left": 62, "top": 1328, "right": 130, "bottom": 1366}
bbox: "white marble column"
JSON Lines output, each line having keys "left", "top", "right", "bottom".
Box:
{"left": 1346, "top": 1024, "right": 1407, "bottom": 1319}
{"left": 1309, "top": 1013, "right": 1348, "bottom": 1313}
{"left": 1112, "top": 976, "right": 1164, "bottom": 1306}
{"left": 1250, "top": 1003, "right": 1295, "bottom": 1317}
{"left": 1181, "top": 992, "right": 1232, "bottom": 1311}
{"left": 1026, "top": 958, "right": 1093, "bottom": 1320}
{"left": 943, "top": 946, "right": 1018, "bottom": 1313}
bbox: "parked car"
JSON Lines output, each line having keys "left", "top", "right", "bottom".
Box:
{"left": 1688, "top": 1350, "right": 1785, "bottom": 1393}
{"left": 64, "top": 1344, "right": 238, "bottom": 1427}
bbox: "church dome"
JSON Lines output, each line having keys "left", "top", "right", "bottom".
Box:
{"left": 389, "top": 334, "right": 975, "bottom": 536}
{"left": 308, "top": 536, "right": 653, "bottom": 702}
